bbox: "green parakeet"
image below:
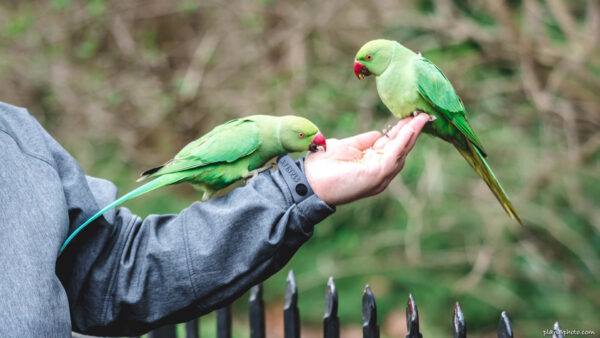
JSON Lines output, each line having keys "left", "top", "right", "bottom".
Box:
{"left": 59, "top": 115, "right": 326, "bottom": 254}
{"left": 354, "top": 39, "right": 521, "bottom": 224}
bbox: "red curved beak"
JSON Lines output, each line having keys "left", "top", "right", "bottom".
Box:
{"left": 309, "top": 132, "right": 326, "bottom": 152}
{"left": 354, "top": 60, "right": 364, "bottom": 79}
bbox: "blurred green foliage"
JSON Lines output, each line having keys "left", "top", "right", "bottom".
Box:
{"left": 1, "top": 0, "right": 599, "bottom": 337}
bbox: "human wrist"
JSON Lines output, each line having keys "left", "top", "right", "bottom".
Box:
{"left": 302, "top": 157, "right": 336, "bottom": 206}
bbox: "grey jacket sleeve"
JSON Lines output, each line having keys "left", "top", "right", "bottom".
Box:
{"left": 50, "top": 136, "right": 335, "bottom": 335}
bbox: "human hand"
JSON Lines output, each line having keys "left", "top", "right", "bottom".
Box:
{"left": 304, "top": 113, "right": 430, "bottom": 206}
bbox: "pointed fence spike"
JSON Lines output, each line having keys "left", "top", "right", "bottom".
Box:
{"left": 405, "top": 293, "right": 423, "bottom": 338}
{"left": 497, "top": 311, "right": 513, "bottom": 338}
{"left": 323, "top": 277, "right": 340, "bottom": 338}
{"left": 552, "top": 322, "right": 565, "bottom": 338}
{"left": 362, "top": 285, "right": 380, "bottom": 338}
{"left": 284, "top": 270, "right": 300, "bottom": 338}
{"left": 453, "top": 302, "right": 466, "bottom": 338}
{"left": 217, "top": 305, "right": 231, "bottom": 338}
{"left": 185, "top": 318, "right": 199, "bottom": 338}
{"left": 285, "top": 270, "right": 298, "bottom": 309}
{"left": 249, "top": 284, "right": 265, "bottom": 338}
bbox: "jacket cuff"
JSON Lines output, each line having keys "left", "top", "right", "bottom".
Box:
{"left": 275, "top": 155, "right": 335, "bottom": 232}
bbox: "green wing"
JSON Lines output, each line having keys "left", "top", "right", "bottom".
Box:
{"left": 413, "top": 58, "right": 487, "bottom": 157}
{"left": 144, "top": 118, "right": 261, "bottom": 177}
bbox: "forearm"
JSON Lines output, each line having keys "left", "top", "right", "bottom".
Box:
{"left": 60, "top": 161, "right": 334, "bottom": 336}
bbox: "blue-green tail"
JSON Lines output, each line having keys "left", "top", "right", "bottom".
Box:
{"left": 59, "top": 175, "right": 179, "bottom": 255}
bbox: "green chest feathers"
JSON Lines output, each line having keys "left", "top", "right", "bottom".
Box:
{"left": 376, "top": 61, "right": 421, "bottom": 119}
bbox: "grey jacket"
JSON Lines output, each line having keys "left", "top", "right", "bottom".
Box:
{"left": 0, "top": 102, "right": 334, "bottom": 337}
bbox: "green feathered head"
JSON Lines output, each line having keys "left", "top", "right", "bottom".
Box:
{"left": 278, "top": 116, "right": 326, "bottom": 153}
{"left": 354, "top": 39, "right": 396, "bottom": 78}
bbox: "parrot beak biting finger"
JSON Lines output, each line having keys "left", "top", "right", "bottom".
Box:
{"left": 309, "top": 132, "right": 326, "bottom": 152}
{"left": 354, "top": 60, "right": 371, "bottom": 79}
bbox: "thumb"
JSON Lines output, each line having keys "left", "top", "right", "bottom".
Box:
{"left": 341, "top": 131, "right": 382, "bottom": 150}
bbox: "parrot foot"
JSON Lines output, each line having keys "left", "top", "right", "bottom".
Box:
{"left": 382, "top": 124, "right": 393, "bottom": 137}
{"left": 243, "top": 172, "right": 257, "bottom": 184}
{"left": 244, "top": 163, "right": 275, "bottom": 184}
{"left": 201, "top": 191, "right": 213, "bottom": 202}
{"left": 412, "top": 110, "right": 435, "bottom": 122}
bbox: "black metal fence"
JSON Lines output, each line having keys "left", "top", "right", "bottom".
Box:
{"left": 145, "top": 270, "right": 568, "bottom": 338}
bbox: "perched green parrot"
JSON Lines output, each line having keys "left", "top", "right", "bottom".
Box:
{"left": 59, "top": 115, "right": 326, "bottom": 254}
{"left": 353, "top": 39, "right": 521, "bottom": 224}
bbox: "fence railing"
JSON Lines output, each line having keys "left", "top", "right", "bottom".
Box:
{"left": 145, "top": 270, "right": 568, "bottom": 338}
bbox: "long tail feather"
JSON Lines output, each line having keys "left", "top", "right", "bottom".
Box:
{"left": 59, "top": 174, "right": 180, "bottom": 255}
{"left": 455, "top": 141, "right": 522, "bottom": 225}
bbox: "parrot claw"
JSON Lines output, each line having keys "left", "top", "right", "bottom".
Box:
{"left": 382, "top": 124, "right": 393, "bottom": 137}
{"left": 429, "top": 115, "right": 437, "bottom": 122}
{"left": 244, "top": 172, "right": 258, "bottom": 184}
{"left": 412, "top": 111, "right": 419, "bottom": 117}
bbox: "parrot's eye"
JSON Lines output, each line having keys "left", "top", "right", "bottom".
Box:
{"left": 365, "top": 54, "right": 372, "bottom": 60}
{"left": 298, "top": 132, "right": 305, "bottom": 138}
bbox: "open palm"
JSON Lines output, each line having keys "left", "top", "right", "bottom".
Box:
{"left": 305, "top": 113, "right": 430, "bottom": 205}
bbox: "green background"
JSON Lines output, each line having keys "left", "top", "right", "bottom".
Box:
{"left": 2, "top": 0, "right": 598, "bottom": 336}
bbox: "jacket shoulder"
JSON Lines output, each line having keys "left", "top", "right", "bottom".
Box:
{"left": 0, "top": 102, "right": 54, "bottom": 165}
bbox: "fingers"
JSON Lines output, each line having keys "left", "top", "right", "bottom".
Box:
{"left": 387, "top": 114, "right": 428, "bottom": 155}
{"left": 373, "top": 115, "right": 425, "bottom": 149}
{"left": 386, "top": 117, "right": 414, "bottom": 139}
{"left": 341, "top": 130, "right": 382, "bottom": 150}
{"left": 373, "top": 118, "right": 413, "bottom": 149}
{"left": 381, "top": 113, "right": 429, "bottom": 171}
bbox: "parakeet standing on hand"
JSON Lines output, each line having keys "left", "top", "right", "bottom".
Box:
{"left": 59, "top": 115, "right": 327, "bottom": 254}
{"left": 353, "top": 39, "right": 521, "bottom": 224}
